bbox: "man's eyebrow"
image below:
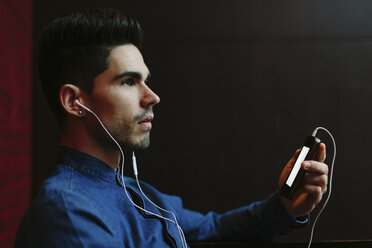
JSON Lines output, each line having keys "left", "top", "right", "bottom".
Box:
{"left": 114, "top": 71, "right": 151, "bottom": 81}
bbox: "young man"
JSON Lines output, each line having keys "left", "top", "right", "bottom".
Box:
{"left": 15, "top": 9, "right": 328, "bottom": 247}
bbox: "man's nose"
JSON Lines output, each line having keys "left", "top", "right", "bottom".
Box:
{"left": 140, "top": 85, "right": 160, "bottom": 108}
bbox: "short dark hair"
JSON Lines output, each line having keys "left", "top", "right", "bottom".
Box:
{"left": 38, "top": 8, "right": 143, "bottom": 125}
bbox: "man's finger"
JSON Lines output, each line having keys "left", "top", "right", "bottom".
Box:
{"left": 302, "top": 184, "right": 323, "bottom": 205}
{"left": 302, "top": 161, "right": 329, "bottom": 175}
{"left": 302, "top": 174, "right": 328, "bottom": 193}
{"left": 314, "top": 143, "right": 326, "bottom": 162}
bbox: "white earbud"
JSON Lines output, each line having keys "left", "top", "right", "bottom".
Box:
{"left": 74, "top": 99, "right": 93, "bottom": 115}
{"left": 75, "top": 99, "right": 85, "bottom": 109}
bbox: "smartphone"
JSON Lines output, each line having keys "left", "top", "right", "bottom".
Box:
{"left": 281, "top": 135, "right": 321, "bottom": 199}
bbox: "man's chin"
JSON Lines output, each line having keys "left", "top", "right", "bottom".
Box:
{"left": 122, "top": 137, "right": 150, "bottom": 151}
{"left": 131, "top": 142, "right": 150, "bottom": 150}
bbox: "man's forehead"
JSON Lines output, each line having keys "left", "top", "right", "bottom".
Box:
{"left": 108, "top": 44, "right": 149, "bottom": 77}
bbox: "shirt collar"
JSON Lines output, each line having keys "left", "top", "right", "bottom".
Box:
{"left": 58, "top": 146, "right": 118, "bottom": 185}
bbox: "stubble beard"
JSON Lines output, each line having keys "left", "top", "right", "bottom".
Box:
{"left": 115, "top": 125, "right": 151, "bottom": 151}
{"left": 97, "top": 114, "right": 151, "bottom": 152}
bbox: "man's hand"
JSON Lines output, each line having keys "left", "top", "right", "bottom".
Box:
{"left": 278, "top": 143, "right": 328, "bottom": 218}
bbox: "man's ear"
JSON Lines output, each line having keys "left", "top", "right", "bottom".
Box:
{"left": 59, "top": 84, "right": 86, "bottom": 117}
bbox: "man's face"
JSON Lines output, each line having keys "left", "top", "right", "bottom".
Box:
{"left": 86, "top": 44, "right": 160, "bottom": 150}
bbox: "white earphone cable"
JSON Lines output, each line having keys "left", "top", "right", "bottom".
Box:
{"left": 307, "top": 127, "right": 336, "bottom": 248}
{"left": 75, "top": 100, "right": 187, "bottom": 248}
{"left": 132, "top": 152, "right": 187, "bottom": 248}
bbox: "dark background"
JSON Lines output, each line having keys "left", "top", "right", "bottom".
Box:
{"left": 32, "top": 0, "right": 372, "bottom": 243}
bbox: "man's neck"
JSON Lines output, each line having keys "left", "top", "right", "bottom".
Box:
{"left": 60, "top": 125, "right": 120, "bottom": 170}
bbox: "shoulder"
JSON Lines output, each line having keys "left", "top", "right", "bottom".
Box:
{"left": 31, "top": 165, "right": 114, "bottom": 228}
{"left": 23, "top": 179, "right": 105, "bottom": 232}
{"left": 15, "top": 168, "right": 119, "bottom": 247}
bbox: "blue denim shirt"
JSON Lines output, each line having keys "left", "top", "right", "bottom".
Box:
{"left": 15, "top": 147, "right": 307, "bottom": 247}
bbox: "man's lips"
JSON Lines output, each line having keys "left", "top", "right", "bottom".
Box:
{"left": 138, "top": 115, "right": 154, "bottom": 129}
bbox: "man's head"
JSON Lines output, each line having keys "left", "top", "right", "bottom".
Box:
{"left": 39, "top": 8, "right": 143, "bottom": 124}
{"left": 39, "top": 9, "right": 160, "bottom": 151}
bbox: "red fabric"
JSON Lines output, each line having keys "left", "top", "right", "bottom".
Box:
{"left": 0, "top": 0, "right": 32, "bottom": 247}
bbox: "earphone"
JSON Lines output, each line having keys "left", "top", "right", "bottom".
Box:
{"left": 74, "top": 99, "right": 188, "bottom": 248}
{"left": 306, "top": 127, "right": 336, "bottom": 248}
{"left": 74, "top": 99, "right": 335, "bottom": 247}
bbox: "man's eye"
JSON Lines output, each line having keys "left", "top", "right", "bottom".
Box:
{"left": 121, "top": 78, "right": 136, "bottom": 86}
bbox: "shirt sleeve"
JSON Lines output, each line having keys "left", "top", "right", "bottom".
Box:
{"left": 15, "top": 190, "right": 121, "bottom": 248}
{"left": 178, "top": 190, "right": 308, "bottom": 242}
